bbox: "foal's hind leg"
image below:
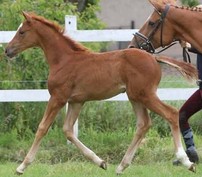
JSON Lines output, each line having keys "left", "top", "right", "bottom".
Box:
{"left": 63, "top": 103, "right": 106, "bottom": 169}
{"left": 116, "top": 102, "right": 152, "bottom": 174}
{"left": 142, "top": 94, "right": 195, "bottom": 172}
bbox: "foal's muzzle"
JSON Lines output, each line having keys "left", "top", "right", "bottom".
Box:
{"left": 5, "top": 47, "right": 16, "bottom": 58}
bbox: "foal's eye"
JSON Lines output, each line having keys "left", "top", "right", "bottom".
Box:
{"left": 148, "top": 21, "right": 155, "bottom": 27}
{"left": 19, "top": 30, "right": 25, "bottom": 35}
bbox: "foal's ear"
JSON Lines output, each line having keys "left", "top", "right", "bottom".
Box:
{"left": 22, "top": 11, "right": 32, "bottom": 23}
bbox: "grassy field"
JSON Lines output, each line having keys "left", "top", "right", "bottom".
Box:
{"left": 1, "top": 127, "right": 202, "bottom": 177}
{"left": 1, "top": 161, "right": 202, "bottom": 177}
{"left": 1, "top": 132, "right": 202, "bottom": 177}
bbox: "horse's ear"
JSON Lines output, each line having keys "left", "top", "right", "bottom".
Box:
{"left": 22, "top": 11, "right": 32, "bottom": 23}
{"left": 163, "top": 0, "right": 177, "bottom": 5}
{"left": 149, "top": 0, "right": 177, "bottom": 7}
{"left": 149, "top": 0, "right": 177, "bottom": 11}
{"left": 149, "top": 0, "right": 163, "bottom": 11}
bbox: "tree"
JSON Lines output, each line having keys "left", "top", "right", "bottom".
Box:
{"left": 67, "top": 0, "right": 100, "bottom": 12}
{"left": 68, "top": 0, "right": 87, "bottom": 12}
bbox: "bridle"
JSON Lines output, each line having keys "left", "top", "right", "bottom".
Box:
{"left": 133, "top": 4, "right": 177, "bottom": 54}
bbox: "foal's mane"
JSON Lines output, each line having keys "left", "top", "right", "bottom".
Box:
{"left": 28, "top": 13, "right": 89, "bottom": 52}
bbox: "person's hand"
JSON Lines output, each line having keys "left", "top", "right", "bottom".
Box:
{"left": 180, "top": 40, "right": 191, "bottom": 48}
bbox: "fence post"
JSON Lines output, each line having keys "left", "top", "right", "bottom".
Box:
{"left": 65, "top": 15, "right": 78, "bottom": 139}
{"left": 65, "top": 15, "right": 77, "bottom": 31}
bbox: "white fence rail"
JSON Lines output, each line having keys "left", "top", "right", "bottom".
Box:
{"left": 0, "top": 29, "right": 137, "bottom": 43}
{"left": 0, "top": 88, "right": 198, "bottom": 102}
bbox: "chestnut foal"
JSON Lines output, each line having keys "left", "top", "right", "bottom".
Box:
{"left": 5, "top": 12, "right": 197, "bottom": 175}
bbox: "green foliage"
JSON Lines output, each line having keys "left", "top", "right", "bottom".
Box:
{"left": 0, "top": 0, "right": 77, "bottom": 30}
{"left": 79, "top": 101, "right": 135, "bottom": 133}
{"left": 181, "top": 0, "right": 199, "bottom": 7}
{"left": 0, "top": 126, "right": 201, "bottom": 168}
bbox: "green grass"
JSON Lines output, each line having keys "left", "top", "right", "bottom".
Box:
{"left": 159, "top": 75, "right": 197, "bottom": 88}
{"left": 1, "top": 129, "right": 202, "bottom": 177}
{"left": 1, "top": 161, "right": 202, "bottom": 177}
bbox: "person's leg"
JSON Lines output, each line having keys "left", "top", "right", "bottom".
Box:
{"left": 178, "top": 89, "right": 202, "bottom": 163}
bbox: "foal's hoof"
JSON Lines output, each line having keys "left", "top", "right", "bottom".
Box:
{"left": 15, "top": 171, "right": 23, "bottom": 176}
{"left": 100, "top": 161, "right": 107, "bottom": 170}
{"left": 189, "top": 164, "right": 196, "bottom": 173}
{"left": 16, "top": 167, "right": 24, "bottom": 175}
{"left": 116, "top": 171, "right": 123, "bottom": 176}
{"left": 116, "top": 165, "right": 124, "bottom": 175}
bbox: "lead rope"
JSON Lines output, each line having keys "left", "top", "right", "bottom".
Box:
{"left": 154, "top": 41, "right": 178, "bottom": 54}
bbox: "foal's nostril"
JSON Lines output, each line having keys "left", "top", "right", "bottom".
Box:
{"left": 5, "top": 48, "right": 10, "bottom": 56}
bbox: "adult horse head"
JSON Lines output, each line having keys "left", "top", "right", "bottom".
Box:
{"left": 128, "top": 0, "right": 202, "bottom": 54}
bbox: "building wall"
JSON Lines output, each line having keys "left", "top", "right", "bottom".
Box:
{"left": 97, "top": 0, "right": 153, "bottom": 29}
{"left": 97, "top": 0, "right": 202, "bottom": 29}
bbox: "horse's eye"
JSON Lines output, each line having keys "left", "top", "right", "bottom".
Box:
{"left": 148, "top": 21, "right": 155, "bottom": 27}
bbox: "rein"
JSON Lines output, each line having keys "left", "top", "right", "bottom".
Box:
{"left": 182, "top": 47, "right": 191, "bottom": 63}
{"left": 134, "top": 4, "right": 178, "bottom": 54}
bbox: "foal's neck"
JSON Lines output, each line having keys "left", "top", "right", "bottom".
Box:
{"left": 38, "top": 28, "right": 88, "bottom": 66}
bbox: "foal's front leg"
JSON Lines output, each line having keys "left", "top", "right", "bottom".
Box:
{"left": 16, "top": 96, "right": 65, "bottom": 174}
{"left": 63, "top": 103, "right": 107, "bottom": 169}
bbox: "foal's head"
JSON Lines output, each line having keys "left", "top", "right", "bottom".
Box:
{"left": 5, "top": 12, "right": 38, "bottom": 58}
{"left": 5, "top": 11, "right": 63, "bottom": 58}
{"left": 128, "top": 0, "right": 177, "bottom": 52}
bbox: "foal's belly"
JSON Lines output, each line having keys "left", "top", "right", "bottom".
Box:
{"left": 68, "top": 84, "right": 126, "bottom": 102}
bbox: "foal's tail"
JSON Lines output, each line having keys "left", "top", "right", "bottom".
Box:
{"left": 155, "top": 56, "right": 198, "bottom": 82}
